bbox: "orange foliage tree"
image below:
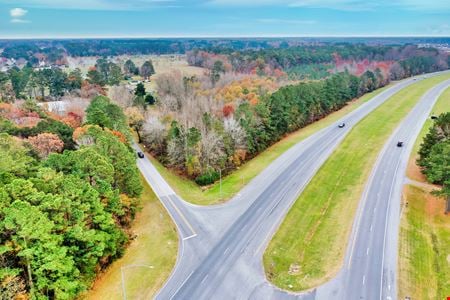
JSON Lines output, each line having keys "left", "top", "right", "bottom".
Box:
{"left": 27, "top": 133, "right": 64, "bottom": 158}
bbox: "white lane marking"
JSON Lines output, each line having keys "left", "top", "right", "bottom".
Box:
{"left": 370, "top": 224, "right": 373, "bottom": 232}
{"left": 366, "top": 247, "right": 370, "bottom": 256}
{"left": 224, "top": 247, "right": 230, "bottom": 255}
{"left": 362, "top": 275, "right": 365, "bottom": 285}
{"left": 388, "top": 284, "right": 391, "bottom": 290}
{"left": 182, "top": 234, "right": 197, "bottom": 241}
{"left": 201, "top": 274, "right": 209, "bottom": 284}
{"left": 379, "top": 153, "right": 402, "bottom": 300}
{"left": 169, "top": 271, "right": 194, "bottom": 300}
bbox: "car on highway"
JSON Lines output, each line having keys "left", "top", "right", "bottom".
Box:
{"left": 397, "top": 141, "right": 403, "bottom": 147}
{"left": 137, "top": 151, "right": 145, "bottom": 158}
{"left": 338, "top": 122, "right": 345, "bottom": 128}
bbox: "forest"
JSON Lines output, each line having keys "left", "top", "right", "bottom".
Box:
{"left": 140, "top": 68, "right": 389, "bottom": 185}
{"left": 1, "top": 38, "right": 449, "bottom": 65}
{"left": 187, "top": 44, "right": 449, "bottom": 80}
{"left": 0, "top": 96, "right": 142, "bottom": 298}
{"left": 418, "top": 112, "right": 450, "bottom": 202}
{"left": 0, "top": 58, "right": 155, "bottom": 103}
{"left": 127, "top": 42, "right": 449, "bottom": 186}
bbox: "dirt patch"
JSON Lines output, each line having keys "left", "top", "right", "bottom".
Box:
{"left": 288, "top": 263, "right": 301, "bottom": 275}
{"left": 425, "top": 191, "right": 445, "bottom": 219}
{"left": 406, "top": 155, "right": 427, "bottom": 182}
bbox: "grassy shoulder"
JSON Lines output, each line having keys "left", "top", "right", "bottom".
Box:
{"left": 398, "top": 86, "right": 450, "bottom": 300}
{"left": 398, "top": 185, "right": 450, "bottom": 300}
{"left": 146, "top": 84, "right": 392, "bottom": 206}
{"left": 263, "top": 73, "right": 450, "bottom": 291}
{"left": 86, "top": 175, "right": 178, "bottom": 299}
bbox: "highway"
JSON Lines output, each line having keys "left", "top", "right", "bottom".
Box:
{"left": 133, "top": 72, "right": 449, "bottom": 300}
{"left": 336, "top": 79, "right": 450, "bottom": 300}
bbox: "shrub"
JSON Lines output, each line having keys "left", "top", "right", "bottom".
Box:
{"left": 195, "top": 169, "right": 220, "bottom": 186}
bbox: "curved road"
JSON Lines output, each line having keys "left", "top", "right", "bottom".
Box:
{"left": 133, "top": 72, "right": 449, "bottom": 300}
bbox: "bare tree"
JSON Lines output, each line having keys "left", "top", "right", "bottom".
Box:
{"left": 224, "top": 117, "right": 246, "bottom": 150}
{"left": 142, "top": 116, "right": 167, "bottom": 156}
{"left": 200, "top": 130, "right": 225, "bottom": 171}
{"left": 109, "top": 84, "right": 134, "bottom": 108}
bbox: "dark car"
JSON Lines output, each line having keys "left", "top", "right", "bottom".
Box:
{"left": 338, "top": 123, "right": 345, "bottom": 128}
{"left": 137, "top": 151, "right": 145, "bottom": 158}
{"left": 431, "top": 115, "right": 438, "bottom": 120}
{"left": 397, "top": 141, "right": 404, "bottom": 147}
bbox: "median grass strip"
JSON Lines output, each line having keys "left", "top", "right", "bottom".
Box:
{"left": 263, "top": 73, "right": 450, "bottom": 291}
{"left": 147, "top": 84, "right": 392, "bottom": 205}
{"left": 399, "top": 86, "right": 450, "bottom": 300}
{"left": 87, "top": 176, "right": 178, "bottom": 299}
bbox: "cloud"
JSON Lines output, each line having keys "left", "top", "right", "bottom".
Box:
{"left": 10, "top": 8, "right": 30, "bottom": 23}
{"left": 10, "top": 8, "right": 28, "bottom": 17}
{"left": 11, "top": 18, "right": 31, "bottom": 23}
{"left": 3, "top": 0, "right": 179, "bottom": 10}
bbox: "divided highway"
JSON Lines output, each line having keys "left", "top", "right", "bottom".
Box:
{"left": 134, "top": 72, "right": 449, "bottom": 300}
{"left": 337, "top": 79, "right": 450, "bottom": 300}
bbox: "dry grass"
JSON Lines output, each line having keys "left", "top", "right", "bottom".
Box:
{"left": 85, "top": 176, "right": 178, "bottom": 300}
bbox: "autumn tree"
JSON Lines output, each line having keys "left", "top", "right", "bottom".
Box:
{"left": 125, "top": 106, "right": 145, "bottom": 142}
{"left": 27, "top": 133, "right": 64, "bottom": 158}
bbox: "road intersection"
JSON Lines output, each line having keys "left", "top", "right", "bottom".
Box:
{"left": 133, "top": 72, "right": 449, "bottom": 299}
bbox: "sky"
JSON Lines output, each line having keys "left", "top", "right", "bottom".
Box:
{"left": 0, "top": 0, "right": 449, "bottom": 38}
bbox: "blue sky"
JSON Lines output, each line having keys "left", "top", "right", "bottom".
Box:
{"left": 0, "top": 0, "right": 449, "bottom": 38}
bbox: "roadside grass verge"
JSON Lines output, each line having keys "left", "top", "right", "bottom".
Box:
{"left": 398, "top": 185, "right": 450, "bottom": 300}
{"left": 263, "top": 73, "right": 450, "bottom": 291}
{"left": 399, "top": 86, "right": 450, "bottom": 300}
{"left": 86, "top": 175, "right": 178, "bottom": 299}
{"left": 146, "top": 84, "right": 392, "bottom": 205}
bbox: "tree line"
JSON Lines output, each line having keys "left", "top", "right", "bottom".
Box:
{"left": 0, "top": 96, "right": 142, "bottom": 299}
{"left": 2, "top": 38, "right": 449, "bottom": 61}
{"left": 187, "top": 44, "right": 449, "bottom": 80}
{"left": 0, "top": 58, "right": 155, "bottom": 102}
{"left": 418, "top": 112, "right": 450, "bottom": 211}
{"left": 141, "top": 70, "right": 387, "bottom": 185}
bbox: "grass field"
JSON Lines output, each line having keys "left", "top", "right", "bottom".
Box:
{"left": 398, "top": 87, "right": 450, "bottom": 300}
{"left": 86, "top": 176, "right": 178, "bottom": 300}
{"left": 147, "top": 84, "right": 392, "bottom": 205}
{"left": 398, "top": 185, "right": 450, "bottom": 300}
{"left": 263, "top": 73, "right": 450, "bottom": 291}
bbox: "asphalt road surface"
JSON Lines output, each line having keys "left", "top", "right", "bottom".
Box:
{"left": 133, "top": 72, "right": 449, "bottom": 300}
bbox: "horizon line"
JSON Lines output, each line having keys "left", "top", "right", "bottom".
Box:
{"left": 0, "top": 34, "right": 449, "bottom": 40}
